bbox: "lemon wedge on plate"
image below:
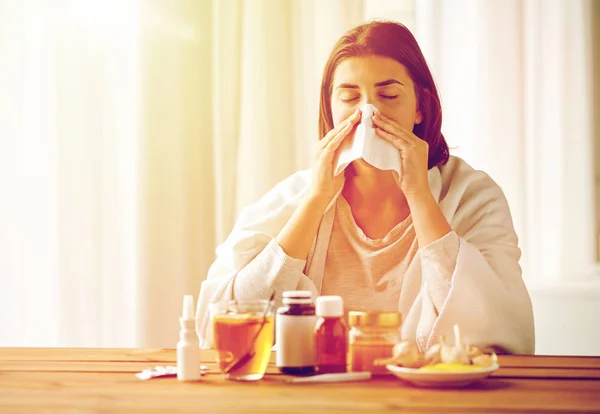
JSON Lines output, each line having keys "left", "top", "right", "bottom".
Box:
{"left": 419, "top": 363, "right": 483, "bottom": 372}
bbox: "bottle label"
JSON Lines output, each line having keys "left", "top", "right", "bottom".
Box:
{"left": 276, "top": 314, "right": 317, "bottom": 368}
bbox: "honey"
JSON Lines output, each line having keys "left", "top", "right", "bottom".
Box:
{"left": 349, "top": 341, "right": 395, "bottom": 374}
{"left": 348, "top": 311, "right": 402, "bottom": 375}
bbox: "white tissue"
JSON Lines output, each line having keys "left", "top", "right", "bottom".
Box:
{"left": 334, "top": 104, "right": 402, "bottom": 177}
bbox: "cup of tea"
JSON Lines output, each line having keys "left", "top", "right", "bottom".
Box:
{"left": 210, "top": 299, "right": 274, "bottom": 381}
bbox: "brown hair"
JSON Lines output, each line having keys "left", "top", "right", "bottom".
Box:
{"left": 318, "top": 20, "right": 449, "bottom": 169}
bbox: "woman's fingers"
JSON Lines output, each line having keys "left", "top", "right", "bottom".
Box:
{"left": 321, "top": 110, "right": 359, "bottom": 149}
{"left": 319, "top": 110, "right": 361, "bottom": 151}
{"left": 372, "top": 111, "right": 418, "bottom": 145}
{"left": 375, "top": 126, "right": 410, "bottom": 150}
{"left": 324, "top": 118, "right": 357, "bottom": 154}
{"left": 322, "top": 124, "right": 358, "bottom": 166}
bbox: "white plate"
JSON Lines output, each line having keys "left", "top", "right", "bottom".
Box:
{"left": 386, "top": 363, "right": 499, "bottom": 388}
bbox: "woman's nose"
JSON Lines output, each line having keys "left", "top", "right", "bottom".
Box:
{"left": 359, "top": 95, "right": 375, "bottom": 108}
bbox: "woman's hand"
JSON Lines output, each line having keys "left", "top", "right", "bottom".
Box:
{"left": 308, "top": 108, "right": 361, "bottom": 207}
{"left": 372, "top": 110, "right": 452, "bottom": 247}
{"left": 275, "top": 109, "right": 361, "bottom": 260}
{"left": 372, "top": 110, "right": 430, "bottom": 201}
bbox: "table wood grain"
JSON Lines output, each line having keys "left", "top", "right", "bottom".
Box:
{"left": 1, "top": 348, "right": 599, "bottom": 414}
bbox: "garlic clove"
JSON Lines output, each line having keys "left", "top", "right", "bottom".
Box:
{"left": 467, "top": 345, "right": 484, "bottom": 359}
{"left": 472, "top": 352, "right": 498, "bottom": 368}
{"left": 440, "top": 325, "right": 470, "bottom": 365}
{"left": 441, "top": 346, "right": 470, "bottom": 365}
{"left": 424, "top": 342, "right": 442, "bottom": 366}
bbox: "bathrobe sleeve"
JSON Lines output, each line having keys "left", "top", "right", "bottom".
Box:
{"left": 195, "top": 170, "right": 318, "bottom": 348}
{"left": 414, "top": 168, "right": 535, "bottom": 354}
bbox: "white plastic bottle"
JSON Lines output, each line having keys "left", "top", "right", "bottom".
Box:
{"left": 276, "top": 290, "right": 318, "bottom": 375}
{"left": 177, "top": 294, "right": 201, "bottom": 381}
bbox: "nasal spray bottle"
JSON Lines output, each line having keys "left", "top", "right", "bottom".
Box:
{"left": 177, "top": 294, "right": 201, "bottom": 381}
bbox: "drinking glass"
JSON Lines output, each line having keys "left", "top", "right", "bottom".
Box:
{"left": 210, "top": 299, "right": 274, "bottom": 381}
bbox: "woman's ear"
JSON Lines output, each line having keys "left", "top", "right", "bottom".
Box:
{"left": 415, "top": 110, "right": 423, "bottom": 125}
{"left": 415, "top": 87, "right": 426, "bottom": 125}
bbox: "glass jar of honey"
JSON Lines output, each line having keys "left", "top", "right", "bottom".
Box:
{"left": 348, "top": 311, "right": 402, "bottom": 375}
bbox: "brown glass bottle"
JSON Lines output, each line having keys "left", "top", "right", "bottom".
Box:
{"left": 314, "top": 296, "right": 347, "bottom": 373}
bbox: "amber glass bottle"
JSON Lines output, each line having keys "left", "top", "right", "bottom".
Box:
{"left": 314, "top": 296, "right": 347, "bottom": 374}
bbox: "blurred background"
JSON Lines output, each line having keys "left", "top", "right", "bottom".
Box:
{"left": 0, "top": 0, "right": 598, "bottom": 355}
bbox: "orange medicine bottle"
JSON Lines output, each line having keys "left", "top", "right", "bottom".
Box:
{"left": 314, "top": 296, "right": 348, "bottom": 374}
{"left": 348, "top": 311, "right": 402, "bottom": 375}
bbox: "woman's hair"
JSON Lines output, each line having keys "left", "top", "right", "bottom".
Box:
{"left": 318, "top": 20, "right": 449, "bottom": 169}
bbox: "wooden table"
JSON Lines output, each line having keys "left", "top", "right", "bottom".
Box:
{"left": 1, "top": 348, "right": 600, "bottom": 413}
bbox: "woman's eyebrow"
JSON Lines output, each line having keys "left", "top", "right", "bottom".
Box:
{"left": 375, "top": 79, "right": 403, "bottom": 87}
{"left": 336, "top": 83, "right": 360, "bottom": 89}
{"left": 335, "top": 79, "right": 404, "bottom": 89}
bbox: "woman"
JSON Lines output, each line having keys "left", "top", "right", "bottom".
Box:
{"left": 196, "top": 21, "right": 535, "bottom": 354}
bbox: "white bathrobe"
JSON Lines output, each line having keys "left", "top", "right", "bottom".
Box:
{"left": 196, "top": 156, "right": 535, "bottom": 354}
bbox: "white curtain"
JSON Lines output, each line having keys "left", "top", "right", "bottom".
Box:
{"left": 0, "top": 0, "right": 216, "bottom": 347}
{"left": 0, "top": 0, "right": 140, "bottom": 346}
{"left": 0, "top": 0, "right": 397, "bottom": 347}
{"left": 414, "top": 0, "right": 596, "bottom": 284}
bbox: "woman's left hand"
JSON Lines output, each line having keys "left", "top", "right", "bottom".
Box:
{"left": 372, "top": 110, "right": 430, "bottom": 200}
{"left": 373, "top": 110, "right": 452, "bottom": 247}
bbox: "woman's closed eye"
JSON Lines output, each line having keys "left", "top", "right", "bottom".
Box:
{"left": 340, "top": 96, "right": 359, "bottom": 103}
{"left": 340, "top": 94, "right": 398, "bottom": 103}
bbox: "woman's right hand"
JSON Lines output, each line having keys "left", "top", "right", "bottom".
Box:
{"left": 308, "top": 108, "right": 361, "bottom": 207}
{"left": 275, "top": 109, "right": 361, "bottom": 260}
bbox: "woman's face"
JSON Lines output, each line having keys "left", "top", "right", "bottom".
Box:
{"left": 330, "top": 55, "right": 422, "bottom": 131}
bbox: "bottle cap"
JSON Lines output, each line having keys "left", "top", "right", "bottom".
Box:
{"left": 181, "top": 294, "right": 195, "bottom": 320}
{"left": 315, "top": 296, "right": 344, "bottom": 317}
{"left": 282, "top": 290, "right": 314, "bottom": 305}
{"left": 282, "top": 290, "right": 313, "bottom": 298}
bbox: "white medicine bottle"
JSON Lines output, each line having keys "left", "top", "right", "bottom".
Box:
{"left": 276, "top": 290, "right": 317, "bottom": 375}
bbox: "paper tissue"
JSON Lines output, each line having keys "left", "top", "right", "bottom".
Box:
{"left": 334, "top": 104, "right": 402, "bottom": 177}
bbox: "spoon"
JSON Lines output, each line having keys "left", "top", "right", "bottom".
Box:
{"left": 222, "top": 292, "right": 275, "bottom": 374}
